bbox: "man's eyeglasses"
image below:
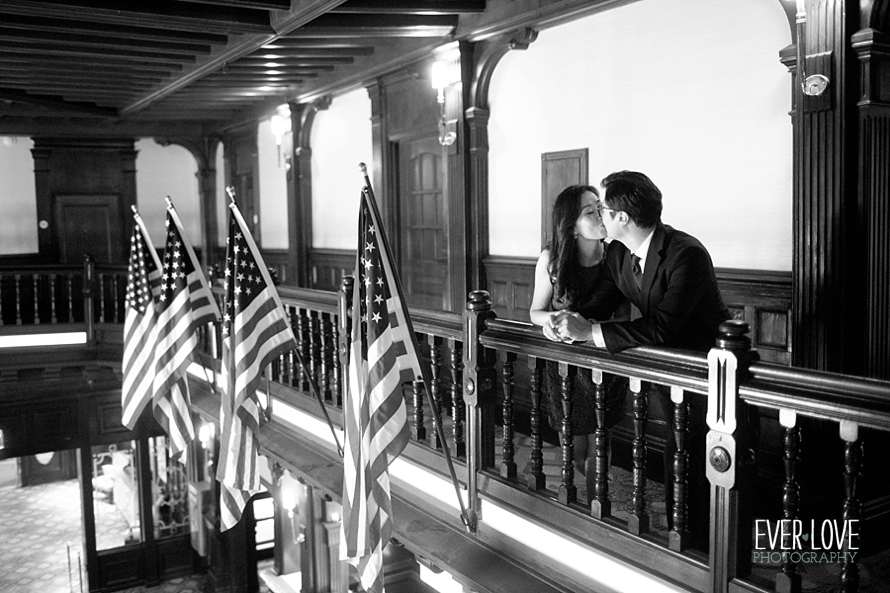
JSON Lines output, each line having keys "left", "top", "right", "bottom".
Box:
{"left": 596, "top": 204, "right": 616, "bottom": 216}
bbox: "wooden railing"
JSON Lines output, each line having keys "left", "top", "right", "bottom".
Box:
{"left": 0, "top": 257, "right": 128, "bottom": 333}
{"left": 6, "top": 265, "right": 890, "bottom": 593}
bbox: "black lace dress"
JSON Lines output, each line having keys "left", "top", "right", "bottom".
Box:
{"left": 543, "top": 263, "right": 627, "bottom": 435}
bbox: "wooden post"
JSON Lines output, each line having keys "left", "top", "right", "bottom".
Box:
{"left": 83, "top": 255, "right": 94, "bottom": 343}
{"left": 463, "top": 290, "right": 497, "bottom": 527}
{"left": 706, "top": 320, "right": 755, "bottom": 593}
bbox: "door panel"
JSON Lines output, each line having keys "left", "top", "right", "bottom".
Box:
{"left": 54, "top": 194, "right": 124, "bottom": 264}
{"left": 398, "top": 136, "right": 448, "bottom": 311}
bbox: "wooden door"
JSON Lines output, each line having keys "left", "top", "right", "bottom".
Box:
{"left": 398, "top": 136, "right": 448, "bottom": 311}
{"left": 54, "top": 194, "right": 124, "bottom": 264}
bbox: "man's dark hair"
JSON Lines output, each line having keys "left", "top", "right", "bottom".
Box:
{"left": 601, "top": 170, "right": 662, "bottom": 229}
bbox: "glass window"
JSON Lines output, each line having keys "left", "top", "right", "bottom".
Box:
{"left": 149, "top": 436, "right": 190, "bottom": 539}
{"left": 91, "top": 441, "right": 141, "bottom": 550}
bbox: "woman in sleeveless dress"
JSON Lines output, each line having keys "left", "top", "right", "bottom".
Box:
{"left": 529, "top": 184, "right": 627, "bottom": 491}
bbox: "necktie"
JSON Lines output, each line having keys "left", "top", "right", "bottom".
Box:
{"left": 632, "top": 254, "right": 642, "bottom": 290}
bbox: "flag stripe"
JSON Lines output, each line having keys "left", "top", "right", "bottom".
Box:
{"left": 217, "top": 202, "right": 297, "bottom": 531}
{"left": 150, "top": 203, "right": 219, "bottom": 459}
{"left": 341, "top": 188, "right": 423, "bottom": 593}
{"left": 122, "top": 215, "right": 162, "bottom": 431}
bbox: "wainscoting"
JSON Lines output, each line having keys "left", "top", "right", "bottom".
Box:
{"left": 483, "top": 256, "right": 792, "bottom": 364}
{"left": 306, "top": 250, "right": 792, "bottom": 364}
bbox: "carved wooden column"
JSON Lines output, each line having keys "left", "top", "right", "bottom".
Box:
{"left": 466, "top": 29, "right": 537, "bottom": 294}
{"left": 852, "top": 20, "right": 890, "bottom": 379}
{"left": 291, "top": 97, "right": 330, "bottom": 288}
{"left": 788, "top": 0, "right": 863, "bottom": 373}
{"left": 706, "top": 320, "right": 755, "bottom": 593}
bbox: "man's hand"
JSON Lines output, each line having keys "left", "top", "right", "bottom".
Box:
{"left": 541, "top": 312, "right": 564, "bottom": 342}
{"left": 552, "top": 311, "right": 593, "bottom": 343}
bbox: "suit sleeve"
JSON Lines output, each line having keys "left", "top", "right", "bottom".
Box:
{"left": 600, "top": 244, "right": 716, "bottom": 353}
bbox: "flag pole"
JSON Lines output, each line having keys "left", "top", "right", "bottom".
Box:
{"left": 225, "top": 186, "right": 343, "bottom": 457}
{"left": 358, "top": 162, "right": 474, "bottom": 532}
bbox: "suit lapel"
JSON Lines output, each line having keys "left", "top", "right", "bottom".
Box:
{"left": 639, "top": 224, "right": 667, "bottom": 312}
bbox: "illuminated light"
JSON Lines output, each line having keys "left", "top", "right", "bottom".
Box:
{"left": 264, "top": 62, "right": 282, "bottom": 68}
{"left": 259, "top": 85, "right": 275, "bottom": 92}
{"left": 0, "top": 332, "right": 87, "bottom": 348}
{"left": 183, "top": 364, "right": 677, "bottom": 591}
{"left": 419, "top": 565, "right": 462, "bottom": 593}
{"left": 481, "top": 502, "right": 686, "bottom": 593}
{"left": 265, "top": 70, "right": 285, "bottom": 75}
{"left": 198, "top": 422, "right": 214, "bottom": 447}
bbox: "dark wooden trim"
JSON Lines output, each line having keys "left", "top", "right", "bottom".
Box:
{"left": 308, "top": 247, "right": 353, "bottom": 291}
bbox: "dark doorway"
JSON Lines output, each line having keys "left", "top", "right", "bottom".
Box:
{"left": 397, "top": 136, "right": 449, "bottom": 311}
{"left": 54, "top": 194, "right": 124, "bottom": 264}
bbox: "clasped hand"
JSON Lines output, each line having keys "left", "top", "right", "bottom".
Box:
{"left": 543, "top": 310, "right": 591, "bottom": 343}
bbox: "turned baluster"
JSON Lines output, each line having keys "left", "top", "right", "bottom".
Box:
{"left": 295, "top": 308, "right": 310, "bottom": 391}
{"left": 330, "top": 312, "right": 341, "bottom": 407}
{"left": 448, "top": 337, "right": 465, "bottom": 459}
{"left": 320, "top": 312, "right": 334, "bottom": 401}
{"left": 428, "top": 334, "right": 443, "bottom": 450}
{"left": 411, "top": 380, "right": 426, "bottom": 442}
{"left": 591, "top": 369, "right": 610, "bottom": 519}
{"left": 66, "top": 274, "right": 74, "bottom": 322}
{"left": 499, "top": 350, "right": 517, "bottom": 479}
{"left": 14, "top": 273, "right": 22, "bottom": 325}
{"left": 111, "top": 274, "right": 120, "bottom": 323}
{"left": 840, "top": 420, "right": 861, "bottom": 593}
{"left": 526, "top": 355, "right": 546, "bottom": 490}
{"left": 628, "top": 378, "right": 649, "bottom": 535}
{"left": 558, "top": 363, "right": 577, "bottom": 505}
{"left": 669, "top": 386, "right": 690, "bottom": 551}
{"left": 32, "top": 274, "right": 40, "bottom": 324}
{"left": 775, "top": 409, "right": 801, "bottom": 593}
{"left": 48, "top": 274, "right": 57, "bottom": 324}
{"left": 97, "top": 273, "right": 106, "bottom": 323}
{"left": 308, "top": 311, "right": 321, "bottom": 393}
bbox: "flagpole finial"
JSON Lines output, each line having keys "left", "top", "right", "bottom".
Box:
{"left": 358, "top": 162, "right": 367, "bottom": 175}
{"left": 165, "top": 195, "right": 173, "bottom": 208}
{"left": 226, "top": 186, "right": 236, "bottom": 203}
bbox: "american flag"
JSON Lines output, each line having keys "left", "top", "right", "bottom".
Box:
{"left": 217, "top": 202, "right": 296, "bottom": 531}
{"left": 152, "top": 203, "right": 220, "bottom": 460}
{"left": 122, "top": 213, "right": 162, "bottom": 430}
{"left": 341, "top": 188, "right": 423, "bottom": 593}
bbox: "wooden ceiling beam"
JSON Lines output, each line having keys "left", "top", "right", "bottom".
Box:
{"left": 0, "top": 27, "right": 213, "bottom": 54}
{"left": 221, "top": 64, "right": 336, "bottom": 72}
{"left": 0, "top": 0, "right": 273, "bottom": 35}
{"left": 0, "top": 88, "right": 118, "bottom": 116}
{"left": 330, "top": 0, "right": 484, "bottom": 15}
{"left": 0, "top": 14, "right": 229, "bottom": 44}
{"left": 0, "top": 54, "right": 186, "bottom": 71}
{"left": 0, "top": 44, "right": 196, "bottom": 64}
{"left": 235, "top": 56, "right": 355, "bottom": 64}
{"left": 0, "top": 68, "right": 168, "bottom": 81}
{"left": 250, "top": 47, "right": 375, "bottom": 57}
{"left": 172, "top": 0, "right": 291, "bottom": 9}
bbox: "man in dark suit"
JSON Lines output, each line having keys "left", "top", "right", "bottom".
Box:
{"left": 552, "top": 170, "right": 729, "bottom": 549}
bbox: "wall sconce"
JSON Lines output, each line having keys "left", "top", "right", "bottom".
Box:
{"left": 795, "top": 0, "right": 829, "bottom": 97}
{"left": 198, "top": 422, "right": 215, "bottom": 450}
{"left": 280, "top": 476, "right": 304, "bottom": 544}
{"left": 431, "top": 60, "right": 456, "bottom": 146}
{"left": 270, "top": 107, "right": 293, "bottom": 168}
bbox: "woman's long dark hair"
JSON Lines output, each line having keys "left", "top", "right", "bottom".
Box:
{"left": 547, "top": 184, "right": 599, "bottom": 309}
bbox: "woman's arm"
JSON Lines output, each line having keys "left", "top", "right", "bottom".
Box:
{"left": 530, "top": 251, "right": 563, "bottom": 341}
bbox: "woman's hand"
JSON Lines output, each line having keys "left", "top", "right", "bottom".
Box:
{"left": 552, "top": 311, "right": 592, "bottom": 342}
{"left": 542, "top": 311, "right": 563, "bottom": 342}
